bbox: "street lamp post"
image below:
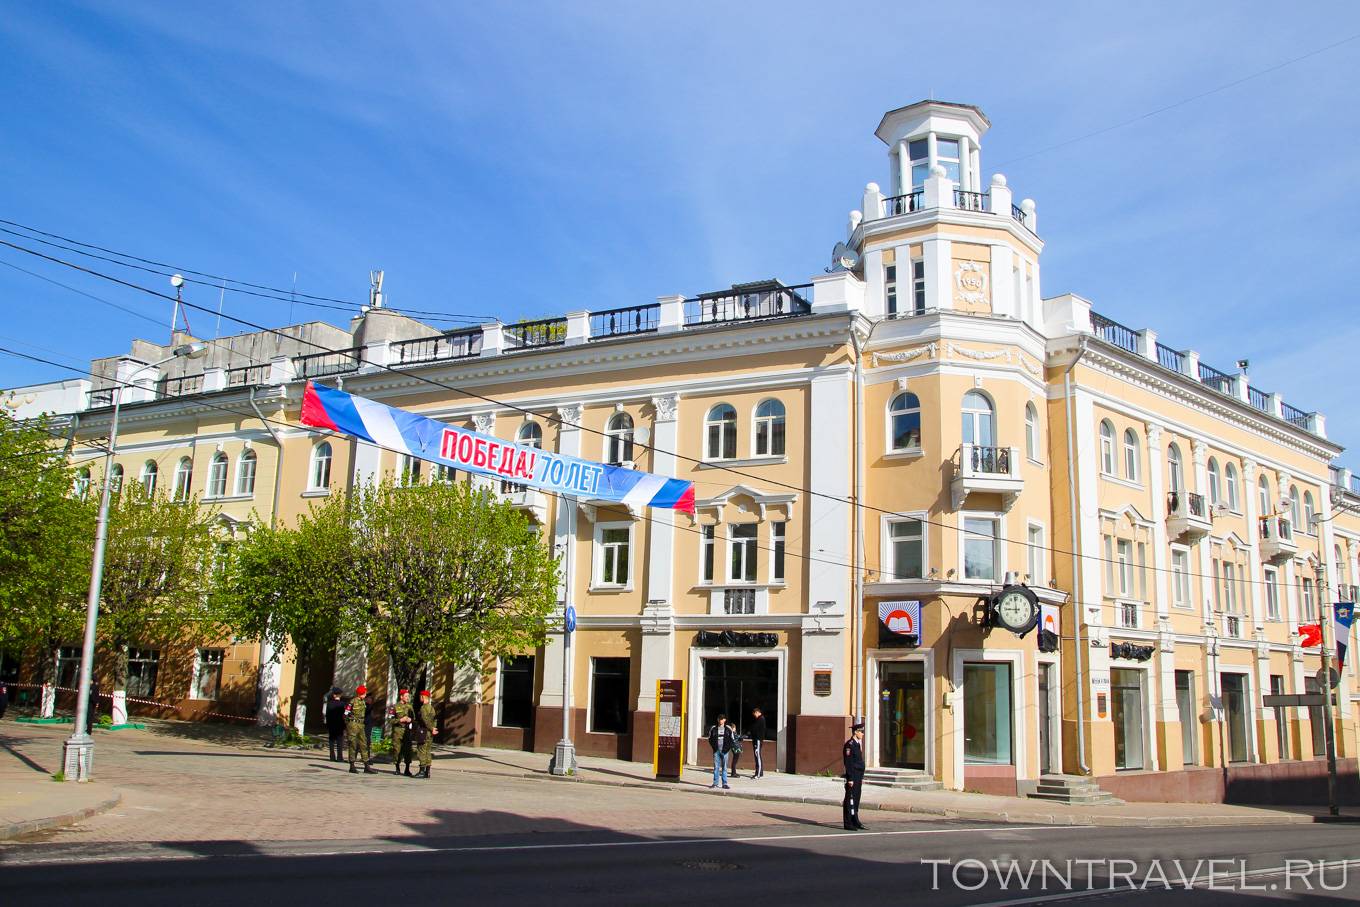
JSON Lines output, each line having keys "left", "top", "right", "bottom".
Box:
{"left": 550, "top": 499, "right": 577, "bottom": 776}
{"left": 62, "top": 340, "right": 207, "bottom": 781}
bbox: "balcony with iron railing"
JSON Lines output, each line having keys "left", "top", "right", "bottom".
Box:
{"left": 881, "top": 191, "right": 924, "bottom": 217}
{"left": 951, "top": 443, "right": 1022, "bottom": 510}
{"left": 1337, "top": 584, "right": 1359, "bottom": 604}
{"left": 293, "top": 347, "right": 362, "bottom": 379}
{"left": 1167, "top": 490, "right": 1212, "bottom": 541}
{"left": 1259, "top": 515, "right": 1297, "bottom": 562}
{"left": 864, "top": 170, "right": 1037, "bottom": 235}
{"left": 590, "top": 303, "right": 659, "bottom": 339}
{"left": 684, "top": 281, "right": 812, "bottom": 326}
{"left": 391, "top": 329, "right": 482, "bottom": 365}
{"left": 504, "top": 317, "right": 568, "bottom": 350}
{"left": 157, "top": 373, "right": 205, "bottom": 399}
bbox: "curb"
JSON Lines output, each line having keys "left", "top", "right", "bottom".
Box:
{"left": 0, "top": 790, "right": 123, "bottom": 841}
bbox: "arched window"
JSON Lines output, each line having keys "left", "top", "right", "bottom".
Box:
{"left": 1099, "top": 420, "right": 1116, "bottom": 475}
{"left": 1303, "top": 491, "right": 1316, "bottom": 533}
{"left": 1024, "top": 402, "right": 1040, "bottom": 461}
{"left": 705, "top": 404, "right": 737, "bottom": 460}
{"left": 74, "top": 467, "right": 91, "bottom": 500}
{"left": 889, "top": 392, "right": 921, "bottom": 451}
{"left": 207, "top": 452, "right": 229, "bottom": 498}
{"left": 172, "top": 456, "right": 193, "bottom": 501}
{"left": 1336, "top": 545, "right": 1347, "bottom": 584}
{"left": 1258, "top": 475, "right": 1271, "bottom": 515}
{"left": 1289, "top": 485, "right": 1301, "bottom": 529}
{"left": 1224, "top": 463, "right": 1239, "bottom": 512}
{"left": 140, "top": 460, "right": 158, "bottom": 497}
{"left": 753, "top": 399, "right": 786, "bottom": 457}
{"left": 1122, "top": 429, "right": 1140, "bottom": 481}
{"left": 236, "top": 449, "right": 257, "bottom": 496}
{"left": 1167, "top": 444, "right": 1184, "bottom": 494}
{"left": 961, "top": 391, "right": 995, "bottom": 449}
{"left": 309, "top": 442, "right": 332, "bottom": 491}
{"left": 1207, "top": 458, "right": 1221, "bottom": 506}
{"left": 605, "top": 412, "right": 634, "bottom": 465}
{"left": 517, "top": 421, "right": 542, "bottom": 448}
{"left": 109, "top": 463, "right": 124, "bottom": 494}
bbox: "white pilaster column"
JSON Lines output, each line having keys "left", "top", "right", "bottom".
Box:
{"left": 543, "top": 402, "right": 584, "bottom": 709}
{"left": 922, "top": 237, "right": 953, "bottom": 312}
{"left": 804, "top": 372, "right": 852, "bottom": 718}
{"left": 958, "top": 136, "right": 972, "bottom": 192}
{"left": 861, "top": 248, "right": 886, "bottom": 318}
{"left": 989, "top": 243, "right": 1014, "bottom": 318}
{"left": 1146, "top": 425, "right": 1170, "bottom": 619}
{"left": 897, "top": 140, "right": 910, "bottom": 197}
{"left": 637, "top": 393, "right": 680, "bottom": 713}
{"left": 1191, "top": 441, "right": 1214, "bottom": 625}
{"left": 1243, "top": 460, "right": 1265, "bottom": 631}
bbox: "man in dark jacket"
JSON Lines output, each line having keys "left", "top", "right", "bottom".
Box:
{"left": 748, "top": 707, "right": 767, "bottom": 778}
{"left": 324, "top": 688, "right": 346, "bottom": 762}
{"left": 842, "top": 722, "right": 866, "bottom": 830}
{"left": 362, "top": 691, "right": 383, "bottom": 750}
{"left": 0, "top": 683, "right": 8, "bottom": 721}
{"left": 708, "top": 714, "right": 734, "bottom": 789}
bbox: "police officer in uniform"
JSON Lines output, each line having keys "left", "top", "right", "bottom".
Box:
{"left": 390, "top": 689, "right": 414, "bottom": 776}
{"left": 347, "top": 684, "right": 375, "bottom": 774}
{"left": 414, "top": 689, "right": 438, "bottom": 779}
{"left": 842, "top": 721, "right": 866, "bottom": 830}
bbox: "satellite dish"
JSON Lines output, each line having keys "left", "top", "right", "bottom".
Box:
{"left": 635, "top": 427, "right": 651, "bottom": 445}
{"left": 829, "top": 241, "right": 860, "bottom": 273}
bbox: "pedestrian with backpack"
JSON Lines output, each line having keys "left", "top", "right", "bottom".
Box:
{"left": 707, "top": 714, "right": 734, "bottom": 789}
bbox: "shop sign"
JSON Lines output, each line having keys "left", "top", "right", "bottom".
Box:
{"left": 877, "top": 600, "right": 921, "bottom": 647}
{"left": 1110, "top": 642, "right": 1154, "bottom": 662}
{"left": 653, "top": 679, "right": 685, "bottom": 780}
{"left": 695, "top": 630, "right": 778, "bottom": 648}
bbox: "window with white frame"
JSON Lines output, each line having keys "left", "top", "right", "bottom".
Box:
{"left": 109, "top": 463, "right": 123, "bottom": 494}
{"left": 1027, "top": 523, "right": 1044, "bottom": 585}
{"left": 1303, "top": 491, "right": 1316, "bottom": 534}
{"left": 398, "top": 453, "right": 423, "bottom": 486}
{"left": 1025, "top": 403, "right": 1040, "bottom": 462}
{"left": 207, "top": 452, "right": 228, "bottom": 498}
{"left": 1119, "top": 600, "right": 1139, "bottom": 629}
{"left": 1209, "top": 458, "right": 1224, "bottom": 506}
{"left": 126, "top": 647, "right": 160, "bottom": 699}
{"left": 729, "top": 523, "right": 758, "bottom": 583}
{"left": 934, "top": 137, "right": 961, "bottom": 185}
{"left": 1225, "top": 463, "right": 1239, "bottom": 512}
{"left": 74, "top": 467, "right": 91, "bottom": 500}
{"left": 887, "top": 518, "right": 924, "bottom": 579}
{"left": 309, "top": 442, "right": 332, "bottom": 491}
{"left": 172, "top": 456, "right": 193, "bottom": 501}
{"left": 1258, "top": 475, "right": 1271, "bottom": 516}
{"left": 1116, "top": 539, "right": 1133, "bottom": 596}
{"left": 907, "top": 137, "right": 930, "bottom": 189}
{"left": 885, "top": 262, "right": 898, "bottom": 316}
{"left": 605, "top": 412, "right": 634, "bottom": 465}
{"left": 1302, "top": 576, "right": 1316, "bottom": 622}
{"left": 753, "top": 399, "right": 786, "bottom": 457}
{"left": 961, "top": 391, "right": 995, "bottom": 448}
{"left": 140, "top": 460, "right": 158, "bottom": 497}
{"left": 911, "top": 259, "right": 926, "bottom": 313}
{"left": 1265, "top": 567, "right": 1281, "bottom": 620}
{"left": 1289, "top": 485, "right": 1302, "bottom": 530}
{"left": 1122, "top": 429, "right": 1140, "bottom": 481}
{"left": 1221, "top": 561, "right": 1239, "bottom": 613}
{"left": 1171, "top": 548, "right": 1191, "bottom": 608}
{"left": 235, "top": 449, "right": 257, "bottom": 496}
{"left": 1167, "top": 444, "right": 1184, "bottom": 494}
{"left": 771, "top": 521, "right": 786, "bottom": 583}
{"left": 889, "top": 392, "right": 922, "bottom": 451}
{"left": 518, "top": 421, "right": 543, "bottom": 447}
{"left": 1099, "top": 421, "right": 1116, "bottom": 475}
{"left": 700, "top": 525, "right": 715, "bottom": 583}
{"left": 705, "top": 404, "right": 737, "bottom": 460}
{"left": 192, "top": 648, "right": 224, "bottom": 700}
{"left": 963, "top": 516, "right": 999, "bottom": 581}
{"left": 595, "top": 524, "right": 631, "bottom": 587}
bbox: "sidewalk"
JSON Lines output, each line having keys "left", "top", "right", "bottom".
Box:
{"left": 0, "top": 725, "right": 122, "bottom": 840}
{"left": 436, "top": 745, "right": 1323, "bottom": 828}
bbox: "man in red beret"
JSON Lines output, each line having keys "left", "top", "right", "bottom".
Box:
{"left": 391, "top": 689, "right": 414, "bottom": 776}
{"left": 347, "top": 684, "right": 374, "bottom": 774}
{"left": 414, "top": 689, "right": 438, "bottom": 778}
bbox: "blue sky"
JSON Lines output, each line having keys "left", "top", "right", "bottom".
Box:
{"left": 1, "top": 2, "right": 1357, "bottom": 459}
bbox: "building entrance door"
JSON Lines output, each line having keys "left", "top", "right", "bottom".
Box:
{"left": 1038, "top": 662, "right": 1054, "bottom": 775}
{"left": 876, "top": 662, "right": 925, "bottom": 769}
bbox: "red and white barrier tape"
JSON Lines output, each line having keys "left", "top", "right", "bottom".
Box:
{"left": 5, "top": 682, "right": 258, "bottom": 723}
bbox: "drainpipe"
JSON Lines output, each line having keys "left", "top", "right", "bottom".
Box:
{"left": 849, "top": 318, "right": 879, "bottom": 724}
{"left": 1063, "top": 337, "right": 1091, "bottom": 776}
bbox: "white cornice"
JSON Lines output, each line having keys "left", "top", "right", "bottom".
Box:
{"left": 858, "top": 210, "right": 1044, "bottom": 256}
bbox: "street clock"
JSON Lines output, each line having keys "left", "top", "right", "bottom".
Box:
{"left": 989, "top": 584, "right": 1039, "bottom": 636}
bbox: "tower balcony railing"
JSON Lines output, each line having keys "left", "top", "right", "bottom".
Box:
{"left": 881, "top": 191, "right": 924, "bottom": 217}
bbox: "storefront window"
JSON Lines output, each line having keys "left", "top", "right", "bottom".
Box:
{"left": 1221, "top": 673, "right": 1250, "bottom": 763}
{"left": 497, "top": 656, "right": 534, "bottom": 729}
{"left": 963, "top": 663, "right": 1012, "bottom": 764}
{"left": 1112, "top": 668, "right": 1144, "bottom": 770}
{"left": 1175, "top": 670, "right": 1197, "bottom": 766}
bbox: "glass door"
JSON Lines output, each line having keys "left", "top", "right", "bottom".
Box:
{"left": 1112, "top": 668, "right": 1145, "bottom": 770}
{"left": 876, "top": 662, "right": 925, "bottom": 769}
{"left": 1220, "top": 673, "right": 1250, "bottom": 763}
{"left": 1038, "top": 663, "right": 1054, "bottom": 775}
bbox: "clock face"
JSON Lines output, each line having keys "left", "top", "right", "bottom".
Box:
{"left": 996, "top": 591, "right": 1036, "bottom": 631}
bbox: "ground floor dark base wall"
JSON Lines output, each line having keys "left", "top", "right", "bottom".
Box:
{"left": 1098, "top": 758, "right": 1360, "bottom": 806}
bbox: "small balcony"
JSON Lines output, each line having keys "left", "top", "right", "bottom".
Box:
{"left": 950, "top": 444, "right": 1022, "bottom": 511}
{"left": 1259, "top": 515, "right": 1297, "bottom": 562}
{"left": 1167, "top": 491, "right": 1212, "bottom": 541}
{"left": 498, "top": 480, "right": 547, "bottom": 522}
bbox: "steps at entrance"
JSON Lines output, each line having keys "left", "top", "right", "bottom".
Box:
{"left": 863, "top": 767, "right": 943, "bottom": 791}
{"left": 1028, "top": 774, "right": 1124, "bottom": 806}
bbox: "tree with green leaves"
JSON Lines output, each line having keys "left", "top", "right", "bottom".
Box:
{"left": 99, "top": 484, "right": 222, "bottom": 695}
{"left": 348, "top": 479, "right": 559, "bottom": 692}
{"left": 0, "top": 412, "right": 92, "bottom": 696}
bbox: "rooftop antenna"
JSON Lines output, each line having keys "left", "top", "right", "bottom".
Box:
{"left": 369, "top": 270, "right": 385, "bottom": 310}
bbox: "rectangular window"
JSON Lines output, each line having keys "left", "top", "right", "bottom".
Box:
{"left": 497, "top": 656, "right": 534, "bottom": 729}
{"left": 889, "top": 519, "right": 923, "bottom": 580}
{"left": 127, "top": 647, "right": 160, "bottom": 699}
{"left": 701, "top": 525, "right": 715, "bottom": 583}
{"left": 771, "top": 521, "right": 786, "bottom": 583}
{"left": 1176, "top": 670, "right": 1197, "bottom": 766}
{"left": 597, "top": 526, "right": 630, "bottom": 587}
{"left": 963, "top": 662, "right": 1012, "bottom": 764}
{"left": 908, "top": 138, "right": 929, "bottom": 188}
{"left": 1302, "top": 577, "right": 1316, "bottom": 622}
{"left": 398, "top": 454, "right": 423, "bottom": 486}
{"left": 885, "top": 263, "right": 898, "bottom": 316}
{"left": 1027, "top": 524, "right": 1044, "bottom": 585}
{"left": 911, "top": 259, "right": 926, "bottom": 314}
{"left": 192, "top": 648, "right": 224, "bottom": 701}
{"left": 1171, "top": 549, "right": 1191, "bottom": 608}
{"left": 1116, "top": 540, "right": 1132, "bottom": 596}
{"left": 1103, "top": 535, "right": 1114, "bottom": 592}
{"left": 729, "top": 523, "right": 757, "bottom": 582}
{"left": 1222, "top": 562, "right": 1238, "bottom": 613}
{"left": 723, "top": 588, "right": 756, "bottom": 615}
{"left": 1265, "top": 568, "right": 1280, "bottom": 620}
{"left": 935, "top": 137, "right": 961, "bottom": 184}
{"left": 1212, "top": 559, "right": 1222, "bottom": 612}
{"left": 1271, "top": 675, "right": 1290, "bottom": 760}
{"left": 56, "top": 646, "right": 82, "bottom": 689}
{"left": 589, "top": 657, "right": 630, "bottom": 734}
{"left": 963, "top": 517, "right": 998, "bottom": 581}
{"left": 1136, "top": 542, "right": 1147, "bottom": 601}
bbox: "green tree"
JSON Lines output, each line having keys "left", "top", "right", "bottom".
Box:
{"left": 223, "top": 496, "right": 358, "bottom": 725}
{"left": 0, "top": 412, "right": 92, "bottom": 691}
{"left": 100, "top": 484, "right": 221, "bottom": 693}
{"left": 348, "top": 480, "right": 559, "bottom": 692}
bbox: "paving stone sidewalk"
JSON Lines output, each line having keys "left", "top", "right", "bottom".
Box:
{"left": 0, "top": 724, "right": 122, "bottom": 839}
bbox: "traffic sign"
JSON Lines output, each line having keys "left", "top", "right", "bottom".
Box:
{"left": 1317, "top": 666, "right": 1341, "bottom": 690}
{"left": 564, "top": 605, "right": 577, "bottom": 634}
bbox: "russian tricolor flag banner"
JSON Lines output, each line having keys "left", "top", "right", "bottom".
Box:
{"left": 300, "top": 382, "right": 695, "bottom": 514}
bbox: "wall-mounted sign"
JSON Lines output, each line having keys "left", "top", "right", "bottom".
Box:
{"left": 695, "top": 630, "right": 778, "bottom": 648}
{"left": 813, "top": 662, "right": 833, "bottom": 697}
{"left": 1110, "top": 642, "right": 1154, "bottom": 662}
{"left": 878, "top": 600, "right": 922, "bottom": 647}
{"left": 1037, "top": 604, "right": 1060, "bottom": 653}
{"left": 653, "top": 679, "right": 684, "bottom": 780}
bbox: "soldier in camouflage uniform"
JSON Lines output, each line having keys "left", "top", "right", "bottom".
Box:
{"left": 390, "top": 689, "right": 414, "bottom": 776}
{"left": 415, "top": 689, "right": 438, "bottom": 779}
{"left": 347, "top": 684, "right": 374, "bottom": 774}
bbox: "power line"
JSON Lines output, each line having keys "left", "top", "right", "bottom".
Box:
{"left": 0, "top": 237, "right": 1343, "bottom": 597}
